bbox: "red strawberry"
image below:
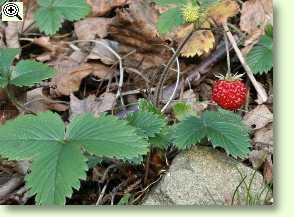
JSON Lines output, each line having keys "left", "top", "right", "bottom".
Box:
{"left": 212, "top": 74, "right": 247, "bottom": 110}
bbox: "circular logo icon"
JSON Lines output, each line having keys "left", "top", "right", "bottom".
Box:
{"left": 2, "top": 2, "right": 22, "bottom": 20}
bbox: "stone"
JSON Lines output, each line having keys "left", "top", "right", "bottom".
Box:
{"left": 143, "top": 146, "right": 271, "bottom": 206}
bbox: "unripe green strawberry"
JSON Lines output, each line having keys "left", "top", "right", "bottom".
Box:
{"left": 181, "top": 3, "right": 201, "bottom": 23}
{"left": 212, "top": 74, "right": 247, "bottom": 110}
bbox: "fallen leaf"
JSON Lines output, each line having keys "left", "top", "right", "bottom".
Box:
{"left": 208, "top": 0, "right": 240, "bottom": 25}
{"left": 52, "top": 61, "right": 94, "bottom": 96}
{"left": 25, "top": 88, "right": 69, "bottom": 113}
{"left": 254, "top": 123, "right": 273, "bottom": 154}
{"left": 87, "top": 39, "right": 119, "bottom": 65}
{"left": 240, "top": 0, "right": 273, "bottom": 35}
{"left": 70, "top": 92, "right": 116, "bottom": 119}
{"left": 74, "top": 18, "right": 113, "bottom": 40}
{"left": 87, "top": 0, "right": 128, "bottom": 17}
{"left": 243, "top": 105, "right": 273, "bottom": 130}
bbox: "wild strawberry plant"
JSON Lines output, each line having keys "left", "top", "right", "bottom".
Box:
{"left": 0, "top": 112, "right": 149, "bottom": 205}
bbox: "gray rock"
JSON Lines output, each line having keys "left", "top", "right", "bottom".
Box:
{"left": 143, "top": 146, "right": 271, "bottom": 206}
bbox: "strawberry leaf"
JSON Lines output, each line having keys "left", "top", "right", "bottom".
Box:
{"left": 0, "top": 48, "right": 20, "bottom": 74}
{"left": 34, "top": 0, "right": 91, "bottom": 35}
{"left": 127, "top": 111, "right": 165, "bottom": 138}
{"left": 246, "top": 35, "right": 273, "bottom": 75}
{"left": 174, "top": 109, "right": 251, "bottom": 158}
{"left": 11, "top": 60, "right": 55, "bottom": 87}
{"left": 0, "top": 112, "right": 148, "bottom": 205}
{"left": 157, "top": 7, "right": 185, "bottom": 34}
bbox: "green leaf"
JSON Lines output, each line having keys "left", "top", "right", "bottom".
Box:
{"left": 11, "top": 60, "right": 55, "bottom": 87}
{"left": 172, "top": 102, "right": 196, "bottom": 121}
{"left": 26, "top": 142, "right": 87, "bottom": 205}
{"left": 149, "top": 127, "right": 174, "bottom": 149}
{"left": 0, "top": 112, "right": 148, "bottom": 205}
{"left": 34, "top": 7, "right": 63, "bottom": 35}
{"left": 127, "top": 111, "right": 165, "bottom": 138}
{"left": 246, "top": 35, "right": 273, "bottom": 75}
{"left": 198, "top": 0, "right": 219, "bottom": 8}
{"left": 0, "top": 0, "right": 8, "bottom": 6}
{"left": 138, "top": 98, "right": 162, "bottom": 117}
{"left": 0, "top": 48, "right": 20, "bottom": 74}
{"left": 174, "top": 110, "right": 251, "bottom": 158}
{"left": 34, "top": 0, "right": 91, "bottom": 35}
{"left": 157, "top": 7, "right": 185, "bottom": 34}
{"left": 174, "top": 116, "right": 206, "bottom": 149}
{"left": 153, "top": 0, "right": 188, "bottom": 6}
{"left": 66, "top": 114, "right": 149, "bottom": 159}
{"left": 202, "top": 111, "right": 251, "bottom": 158}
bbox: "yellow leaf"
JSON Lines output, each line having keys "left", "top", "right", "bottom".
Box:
{"left": 170, "top": 23, "right": 215, "bottom": 57}
{"left": 208, "top": 0, "right": 240, "bottom": 25}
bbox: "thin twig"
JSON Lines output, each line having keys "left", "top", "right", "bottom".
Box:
{"left": 223, "top": 22, "right": 268, "bottom": 103}
{"left": 161, "top": 47, "right": 180, "bottom": 113}
{"left": 223, "top": 30, "right": 231, "bottom": 74}
{"left": 155, "top": 29, "right": 195, "bottom": 106}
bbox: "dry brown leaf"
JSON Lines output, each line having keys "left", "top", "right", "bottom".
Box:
{"left": 87, "top": 39, "right": 119, "bottom": 65}
{"left": 208, "top": 0, "right": 240, "bottom": 25}
{"left": 240, "top": 0, "right": 273, "bottom": 35}
{"left": 25, "top": 88, "right": 69, "bottom": 113}
{"left": 74, "top": 18, "right": 113, "bottom": 40}
{"left": 91, "top": 63, "right": 113, "bottom": 79}
{"left": 52, "top": 61, "right": 94, "bottom": 96}
{"left": 253, "top": 123, "right": 273, "bottom": 154}
{"left": 243, "top": 105, "right": 273, "bottom": 130}
{"left": 87, "top": 0, "right": 128, "bottom": 17}
{"left": 70, "top": 93, "right": 116, "bottom": 119}
{"left": 109, "top": 0, "right": 162, "bottom": 52}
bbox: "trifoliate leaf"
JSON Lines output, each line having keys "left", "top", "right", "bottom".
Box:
{"left": 34, "top": 0, "right": 91, "bottom": 35}
{"left": 66, "top": 114, "right": 149, "bottom": 159}
{"left": 0, "top": 112, "right": 148, "bottom": 205}
{"left": 127, "top": 111, "right": 165, "bottom": 138}
{"left": 246, "top": 35, "right": 273, "bottom": 75}
{"left": 11, "top": 60, "right": 55, "bottom": 87}
{"left": 153, "top": 0, "right": 188, "bottom": 6}
{"left": 0, "top": 48, "right": 20, "bottom": 74}
{"left": 174, "top": 110, "right": 251, "bottom": 158}
{"left": 157, "top": 7, "right": 185, "bottom": 34}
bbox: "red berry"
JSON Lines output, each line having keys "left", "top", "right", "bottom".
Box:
{"left": 212, "top": 80, "right": 247, "bottom": 110}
